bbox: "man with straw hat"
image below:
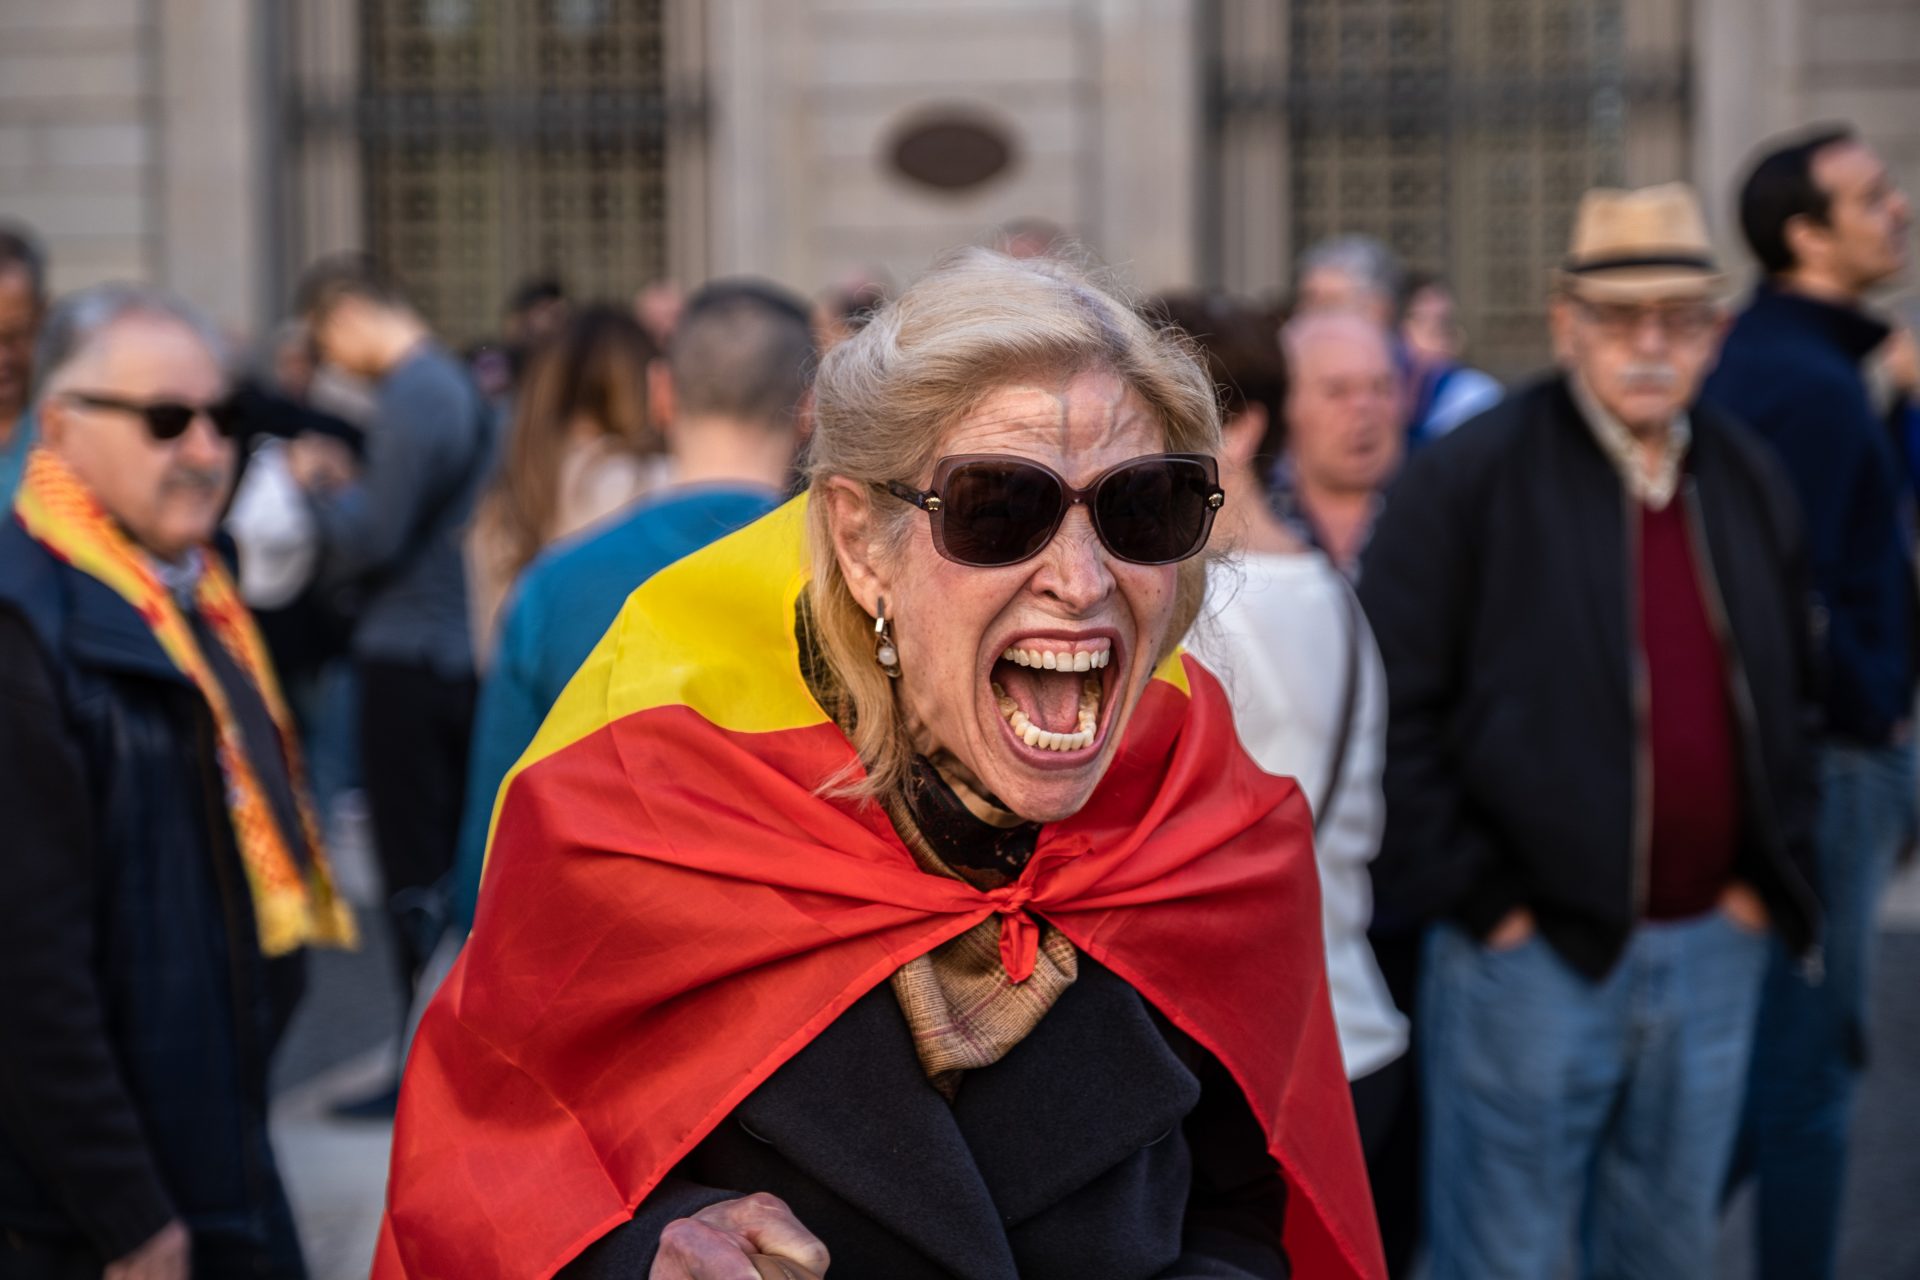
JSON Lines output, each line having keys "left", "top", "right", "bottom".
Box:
{"left": 1359, "top": 183, "right": 1822, "bottom": 1278}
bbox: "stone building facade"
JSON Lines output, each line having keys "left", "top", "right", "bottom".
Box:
{"left": 0, "top": 0, "right": 268, "bottom": 332}
{"left": 3, "top": 0, "right": 1917, "bottom": 368}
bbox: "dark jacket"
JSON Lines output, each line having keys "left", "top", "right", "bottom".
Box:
{"left": 566, "top": 959, "right": 1289, "bottom": 1279}
{"left": 0, "top": 522, "right": 306, "bottom": 1278}
{"left": 1359, "top": 375, "right": 1822, "bottom": 980}
{"left": 1704, "top": 284, "right": 1916, "bottom": 747}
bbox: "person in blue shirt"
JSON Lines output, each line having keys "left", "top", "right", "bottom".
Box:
{"left": 449, "top": 280, "right": 815, "bottom": 928}
{"left": 1704, "top": 125, "right": 1916, "bottom": 1280}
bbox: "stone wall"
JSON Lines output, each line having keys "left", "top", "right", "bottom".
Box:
{"left": 0, "top": 0, "right": 268, "bottom": 334}
{"left": 5, "top": 0, "right": 1917, "bottom": 334}
{"left": 1694, "top": 0, "right": 1920, "bottom": 313}
{"left": 0, "top": 1, "right": 156, "bottom": 291}
{"left": 705, "top": 0, "right": 1199, "bottom": 296}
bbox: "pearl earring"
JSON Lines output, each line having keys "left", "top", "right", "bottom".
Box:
{"left": 873, "top": 598, "right": 901, "bottom": 678}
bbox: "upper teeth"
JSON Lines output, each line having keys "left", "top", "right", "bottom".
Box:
{"left": 1002, "top": 646, "right": 1110, "bottom": 672}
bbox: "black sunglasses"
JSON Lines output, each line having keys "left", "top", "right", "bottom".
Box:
{"left": 63, "top": 391, "right": 243, "bottom": 442}
{"left": 886, "top": 452, "right": 1225, "bottom": 568}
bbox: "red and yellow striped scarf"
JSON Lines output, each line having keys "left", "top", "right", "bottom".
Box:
{"left": 15, "top": 449, "right": 356, "bottom": 956}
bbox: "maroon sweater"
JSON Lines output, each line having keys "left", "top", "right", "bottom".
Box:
{"left": 1638, "top": 498, "right": 1740, "bottom": 919}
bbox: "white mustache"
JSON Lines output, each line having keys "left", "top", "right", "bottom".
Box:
{"left": 163, "top": 469, "right": 227, "bottom": 496}
{"left": 1618, "top": 363, "right": 1679, "bottom": 391}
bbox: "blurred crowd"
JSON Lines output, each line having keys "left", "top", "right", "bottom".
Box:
{"left": 0, "top": 118, "right": 1917, "bottom": 1280}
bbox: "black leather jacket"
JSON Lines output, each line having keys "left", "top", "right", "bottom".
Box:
{"left": 0, "top": 522, "right": 305, "bottom": 1277}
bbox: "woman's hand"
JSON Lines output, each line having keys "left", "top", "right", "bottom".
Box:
{"left": 286, "top": 434, "right": 358, "bottom": 493}
{"left": 104, "top": 1219, "right": 189, "bottom": 1280}
{"left": 649, "top": 1194, "right": 829, "bottom": 1279}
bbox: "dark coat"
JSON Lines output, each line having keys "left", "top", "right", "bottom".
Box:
{"left": 566, "top": 958, "right": 1290, "bottom": 1279}
{"left": 1359, "top": 374, "right": 1823, "bottom": 980}
{"left": 1704, "top": 283, "right": 1916, "bottom": 747}
{"left": 0, "top": 521, "right": 306, "bottom": 1279}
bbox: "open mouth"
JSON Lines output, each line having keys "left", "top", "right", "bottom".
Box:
{"left": 989, "top": 637, "right": 1114, "bottom": 755}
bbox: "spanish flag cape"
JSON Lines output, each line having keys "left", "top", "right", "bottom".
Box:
{"left": 14, "top": 449, "right": 354, "bottom": 955}
{"left": 377, "top": 498, "right": 1383, "bottom": 1280}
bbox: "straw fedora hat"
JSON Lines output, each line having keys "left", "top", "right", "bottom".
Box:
{"left": 1555, "top": 182, "right": 1727, "bottom": 302}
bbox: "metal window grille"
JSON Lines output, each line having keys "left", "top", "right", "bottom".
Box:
{"left": 1213, "top": 0, "right": 1689, "bottom": 378}
{"left": 287, "top": 0, "right": 680, "bottom": 346}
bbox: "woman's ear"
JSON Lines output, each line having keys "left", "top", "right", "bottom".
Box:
{"left": 646, "top": 358, "right": 676, "bottom": 434}
{"left": 1220, "top": 403, "right": 1268, "bottom": 471}
{"left": 821, "top": 476, "right": 890, "bottom": 616}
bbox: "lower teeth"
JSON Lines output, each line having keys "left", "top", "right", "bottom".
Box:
{"left": 993, "top": 677, "right": 1101, "bottom": 752}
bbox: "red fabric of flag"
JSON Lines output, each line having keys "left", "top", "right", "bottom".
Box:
{"left": 375, "top": 505, "right": 1383, "bottom": 1280}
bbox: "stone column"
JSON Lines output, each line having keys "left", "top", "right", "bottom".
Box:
{"left": 1089, "top": 0, "right": 1199, "bottom": 292}
{"left": 1690, "top": 0, "right": 1807, "bottom": 280}
{"left": 154, "top": 0, "right": 270, "bottom": 334}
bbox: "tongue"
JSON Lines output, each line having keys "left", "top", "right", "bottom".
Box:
{"left": 996, "top": 662, "right": 1084, "bottom": 733}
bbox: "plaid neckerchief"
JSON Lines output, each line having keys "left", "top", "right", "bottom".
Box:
{"left": 887, "top": 776, "right": 1078, "bottom": 1098}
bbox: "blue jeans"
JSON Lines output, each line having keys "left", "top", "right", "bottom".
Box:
{"left": 290, "top": 659, "right": 360, "bottom": 820}
{"left": 1422, "top": 913, "right": 1767, "bottom": 1279}
{"left": 1736, "top": 740, "right": 1916, "bottom": 1280}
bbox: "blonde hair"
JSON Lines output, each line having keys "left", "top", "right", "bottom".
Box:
{"left": 804, "top": 247, "right": 1222, "bottom": 802}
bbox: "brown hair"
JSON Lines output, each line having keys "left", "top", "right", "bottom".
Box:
{"left": 1149, "top": 292, "right": 1290, "bottom": 493}
{"left": 294, "top": 252, "right": 410, "bottom": 323}
{"left": 475, "top": 304, "right": 661, "bottom": 584}
{"left": 804, "top": 247, "right": 1222, "bottom": 802}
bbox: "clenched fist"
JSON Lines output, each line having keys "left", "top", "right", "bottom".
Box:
{"left": 104, "top": 1220, "right": 189, "bottom": 1280}
{"left": 649, "top": 1193, "right": 829, "bottom": 1280}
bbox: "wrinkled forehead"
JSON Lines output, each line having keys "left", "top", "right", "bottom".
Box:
{"left": 1289, "top": 318, "right": 1395, "bottom": 383}
{"left": 935, "top": 370, "right": 1165, "bottom": 475}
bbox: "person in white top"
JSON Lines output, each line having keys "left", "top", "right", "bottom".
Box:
{"left": 1157, "top": 293, "right": 1414, "bottom": 1273}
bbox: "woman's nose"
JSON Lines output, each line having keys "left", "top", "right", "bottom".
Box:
{"left": 1032, "top": 505, "right": 1115, "bottom": 611}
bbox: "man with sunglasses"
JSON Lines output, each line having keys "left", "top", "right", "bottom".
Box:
{"left": 1360, "top": 184, "right": 1821, "bottom": 1278}
{"left": 1703, "top": 125, "right": 1918, "bottom": 1280}
{"left": 0, "top": 285, "right": 356, "bottom": 1279}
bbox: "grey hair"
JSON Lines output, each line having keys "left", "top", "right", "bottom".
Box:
{"left": 1295, "top": 234, "right": 1405, "bottom": 307}
{"left": 1280, "top": 308, "right": 1395, "bottom": 370}
{"left": 34, "top": 282, "right": 229, "bottom": 404}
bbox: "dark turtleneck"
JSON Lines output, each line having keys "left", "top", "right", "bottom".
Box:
{"left": 903, "top": 759, "right": 1039, "bottom": 886}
